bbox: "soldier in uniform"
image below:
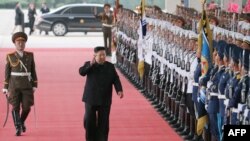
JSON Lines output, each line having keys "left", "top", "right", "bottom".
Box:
{"left": 227, "top": 46, "right": 242, "bottom": 125}
{"left": 2, "top": 32, "right": 38, "bottom": 136}
{"left": 95, "top": 4, "right": 114, "bottom": 56}
{"left": 217, "top": 42, "right": 231, "bottom": 141}
{"left": 230, "top": 36, "right": 250, "bottom": 125}
{"left": 180, "top": 32, "right": 198, "bottom": 139}
{"left": 207, "top": 42, "right": 225, "bottom": 141}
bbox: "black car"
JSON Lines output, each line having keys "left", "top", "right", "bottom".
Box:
{"left": 36, "top": 3, "right": 106, "bottom": 36}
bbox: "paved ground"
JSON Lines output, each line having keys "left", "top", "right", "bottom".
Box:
{"left": 0, "top": 9, "right": 103, "bottom": 48}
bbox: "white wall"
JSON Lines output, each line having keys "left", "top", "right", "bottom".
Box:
{"left": 165, "top": 0, "right": 181, "bottom": 13}
{"left": 189, "top": 0, "right": 202, "bottom": 12}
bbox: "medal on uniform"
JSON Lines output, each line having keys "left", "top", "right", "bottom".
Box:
{"left": 186, "top": 62, "right": 190, "bottom": 72}
{"left": 166, "top": 52, "right": 170, "bottom": 60}
{"left": 181, "top": 60, "right": 185, "bottom": 70}
{"left": 174, "top": 55, "right": 177, "bottom": 64}
{"left": 241, "top": 83, "right": 246, "bottom": 103}
{"left": 177, "top": 58, "right": 181, "bottom": 67}
{"left": 229, "top": 86, "right": 233, "bottom": 99}
{"left": 169, "top": 54, "right": 173, "bottom": 63}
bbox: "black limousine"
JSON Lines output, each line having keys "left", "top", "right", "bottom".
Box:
{"left": 36, "top": 3, "right": 107, "bottom": 36}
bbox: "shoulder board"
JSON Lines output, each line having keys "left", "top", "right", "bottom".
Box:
{"left": 7, "top": 52, "right": 15, "bottom": 56}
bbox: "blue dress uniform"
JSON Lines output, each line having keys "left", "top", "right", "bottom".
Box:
{"left": 217, "top": 44, "right": 231, "bottom": 140}
{"left": 192, "top": 58, "right": 202, "bottom": 112}
{"left": 207, "top": 43, "right": 225, "bottom": 141}
{"left": 228, "top": 46, "right": 242, "bottom": 125}
{"left": 224, "top": 44, "right": 238, "bottom": 124}
{"left": 232, "top": 49, "right": 250, "bottom": 125}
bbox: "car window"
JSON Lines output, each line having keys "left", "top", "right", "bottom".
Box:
{"left": 97, "top": 7, "right": 103, "bottom": 13}
{"left": 63, "top": 7, "right": 72, "bottom": 14}
{"left": 70, "top": 6, "right": 92, "bottom": 14}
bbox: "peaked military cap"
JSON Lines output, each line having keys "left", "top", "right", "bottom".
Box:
{"left": 217, "top": 40, "right": 226, "bottom": 59}
{"left": 232, "top": 46, "right": 242, "bottom": 64}
{"left": 12, "top": 32, "right": 28, "bottom": 43}
{"left": 243, "top": 50, "right": 249, "bottom": 71}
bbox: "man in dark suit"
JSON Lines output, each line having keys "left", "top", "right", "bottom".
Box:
{"left": 79, "top": 46, "right": 123, "bottom": 141}
{"left": 12, "top": 2, "right": 24, "bottom": 33}
{"left": 95, "top": 4, "right": 114, "bottom": 56}
{"left": 2, "top": 32, "right": 38, "bottom": 136}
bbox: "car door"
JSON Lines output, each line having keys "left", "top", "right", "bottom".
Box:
{"left": 89, "top": 6, "right": 103, "bottom": 29}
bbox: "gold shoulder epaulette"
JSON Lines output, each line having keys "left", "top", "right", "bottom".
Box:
{"left": 7, "top": 51, "right": 15, "bottom": 55}
{"left": 236, "top": 74, "right": 241, "bottom": 80}
{"left": 7, "top": 54, "right": 20, "bottom": 67}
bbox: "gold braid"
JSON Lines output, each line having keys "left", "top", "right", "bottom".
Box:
{"left": 7, "top": 54, "right": 20, "bottom": 67}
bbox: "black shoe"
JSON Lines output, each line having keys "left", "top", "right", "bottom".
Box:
{"left": 179, "top": 127, "right": 190, "bottom": 136}
{"left": 15, "top": 127, "right": 22, "bottom": 136}
{"left": 175, "top": 125, "right": 184, "bottom": 132}
{"left": 21, "top": 123, "right": 26, "bottom": 132}
{"left": 183, "top": 132, "right": 194, "bottom": 140}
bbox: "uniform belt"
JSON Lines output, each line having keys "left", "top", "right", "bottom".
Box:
{"left": 192, "top": 82, "right": 199, "bottom": 86}
{"left": 210, "top": 92, "right": 219, "bottom": 97}
{"left": 11, "top": 72, "right": 31, "bottom": 76}
{"left": 218, "top": 95, "right": 226, "bottom": 99}
{"left": 232, "top": 108, "right": 239, "bottom": 113}
{"left": 102, "top": 23, "right": 113, "bottom": 27}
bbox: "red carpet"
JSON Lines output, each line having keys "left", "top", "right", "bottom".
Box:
{"left": 0, "top": 48, "right": 182, "bottom": 141}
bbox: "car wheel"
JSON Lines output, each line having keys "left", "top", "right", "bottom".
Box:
{"left": 52, "top": 22, "right": 67, "bottom": 36}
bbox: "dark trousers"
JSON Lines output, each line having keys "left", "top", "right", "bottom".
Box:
{"left": 103, "top": 27, "right": 112, "bottom": 56}
{"left": 29, "top": 18, "right": 35, "bottom": 35}
{"left": 9, "top": 89, "right": 34, "bottom": 112}
{"left": 84, "top": 103, "right": 111, "bottom": 141}
{"left": 185, "top": 93, "right": 195, "bottom": 117}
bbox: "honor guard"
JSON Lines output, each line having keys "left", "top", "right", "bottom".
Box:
{"left": 217, "top": 41, "right": 231, "bottom": 141}
{"left": 2, "top": 32, "right": 38, "bottom": 136}
{"left": 227, "top": 45, "right": 242, "bottom": 125}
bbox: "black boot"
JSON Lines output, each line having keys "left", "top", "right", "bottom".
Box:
{"left": 179, "top": 112, "right": 190, "bottom": 136}
{"left": 20, "top": 109, "right": 30, "bottom": 133}
{"left": 12, "top": 111, "right": 22, "bottom": 136}
{"left": 183, "top": 115, "right": 195, "bottom": 140}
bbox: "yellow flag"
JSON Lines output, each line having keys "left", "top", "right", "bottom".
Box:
{"left": 138, "top": 60, "right": 144, "bottom": 79}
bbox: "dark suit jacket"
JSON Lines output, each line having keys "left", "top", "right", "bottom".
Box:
{"left": 15, "top": 7, "right": 24, "bottom": 25}
{"left": 79, "top": 61, "right": 122, "bottom": 106}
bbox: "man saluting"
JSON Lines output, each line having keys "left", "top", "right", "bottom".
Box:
{"left": 79, "top": 46, "right": 123, "bottom": 141}
{"left": 2, "top": 32, "right": 38, "bottom": 136}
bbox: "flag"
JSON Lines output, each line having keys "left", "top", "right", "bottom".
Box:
{"left": 137, "top": 0, "right": 147, "bottom": 79}
{"left": 198, "top": 10, "right": 213, "bottom": 77}
{"left": 138, "top": 60, "right": 145, "bottom": 79}
{"left": 140, "top": 0, "right": 147, "bottom": 38}
{"left": 196, "top": 9, "right": 213, "bottom": 136}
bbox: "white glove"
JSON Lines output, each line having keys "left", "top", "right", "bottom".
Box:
{"left": 33, "top": 87, "right": 37, "bottom": 92}
{"left": 205, "top": 104, "right": 208, "bottom": 111}
{"left": 2, "top": 89, "right": 8, "bottom": 94}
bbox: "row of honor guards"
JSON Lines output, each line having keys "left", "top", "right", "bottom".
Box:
{"left": 115, "top": 10, "right": 250, "bottom": 141}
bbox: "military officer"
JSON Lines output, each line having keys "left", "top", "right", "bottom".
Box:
{"left": 179, "top": 32, "right": 198, "bottom": 139}
{"left": 207, "top": 42, "right": 226, "bottom": 141}
{"left": 231, "top": 36, "right": 250, "bottom": 125}
{"left": 217, "top": 42, "right": 231, "bottom": 141}
{"left": 2, "top": 32, "right": 38, "bottom": 136}
{"left": 227, "top": 45, "right": 242, "bottom": 125}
